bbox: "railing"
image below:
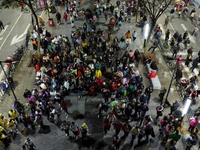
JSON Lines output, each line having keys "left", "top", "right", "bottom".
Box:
{"left": 0, "top": 28, "right": 30, "bottom": 100}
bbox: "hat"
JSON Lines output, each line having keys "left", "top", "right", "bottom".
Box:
{"left": 82, "top": 123, "right": 86, "bottom": 127}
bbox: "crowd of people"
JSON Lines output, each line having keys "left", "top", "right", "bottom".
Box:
{"left": 0, "top": 0, "right": 200, "bottom": 149}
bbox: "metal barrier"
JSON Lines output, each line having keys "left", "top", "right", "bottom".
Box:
{"left": 0, "top": 28, "right": 30, "bottom": 99}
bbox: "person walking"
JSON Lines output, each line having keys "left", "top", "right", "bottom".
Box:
{"left": 103, "top": 118, "right": 111, "bottom": 135}
{"left": 155, "top": 105, "right": 164, "bottom": 120}
{"left": 56, "top": 11, "right": 61, "bottom": 25}
{"left": 186, "top": 134, "right": 197, "bottom": 150}
{"left": 80, "top": 122, "right": 89, "bottom": 140}
{"left": 113, "top": 120, "right": 122, "bottom": 136}
{"left": 170, "top": 101, "right": 179, "bottom": 115}
{"left": 70, "top": 122, "right": 80, "bottom": 139}
{"left": 176, "top": 34, "right": 182, "bottom": 46}
{"left": 159, "top": 88, "right": 166, "bottom": 105}
{"left": 185, "top": 54, "right": 192, "bottom": 67}
{"left": 190, "top": 58, "right": 199, "bottom": 72}
{"left": 63, "top": 12, "right": 68, "bottom": 24}
{"left": 0, "top": 79, "right": 10, "bottom": 96}
{"left": 0, "top": 20, "right": 4, "bottom": 30}
{"left": 130, "top": 125, "right": 140, "bottom": 145}
{"left": 121, "top": 122, "right": 131, "bottom": 139}
{"left": 164, "top": 16, "right": 170, "bottom": 28}
{"left": 132, "top": 31, "right": 137, "bottom": 41}
{"left": 176, "top": 55, "right": 182, "bottom": 66}
{"left": 148, "top": 40, "right": 158, "bottom": 53}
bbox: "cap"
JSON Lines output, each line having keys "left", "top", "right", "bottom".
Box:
{"left": 82, "top": 123, "right": 86, "bottom": 127}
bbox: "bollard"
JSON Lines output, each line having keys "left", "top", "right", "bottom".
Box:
{"left": 158, "top": 58, "right": 162, "bottom": 63}
{"left": 170, "top": 88, "right": 174, "bottom": 93}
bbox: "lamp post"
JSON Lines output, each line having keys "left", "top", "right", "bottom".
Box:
{"left": 164, "top": 64, "right": 178, "bottom": 107}
{"left": 0, "top": 61, "right": 18, "bottom": 101}
{"left": 143, "top": 23, "right": 149, "bottom": 48}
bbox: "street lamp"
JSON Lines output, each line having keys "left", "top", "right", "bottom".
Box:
{"left": 0, "top": 60, "right": 18, "bottom": 101}
{"left": 164, "top": 64, "right": 178, "bottom": 107}
{"left": 143, "top": 23, "right": 149, "bottom": 48}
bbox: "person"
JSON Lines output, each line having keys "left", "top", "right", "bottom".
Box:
{"left": 191, "top": 25, "right": 199, "bottom": 36}
{"left": 83, "top": 22, "right": 87, "bottom": 32}
{"left": 156, "top": 105, "right": 164, "bottom": 119}
{"left": 165, "top": 29, "right": 170, "bottom": 42}
{"left": 8, "top": 109, "right": 19, "bottom": 123}
{"left": 132, "top": 31, "right": 137, "bottom": 41}
{"left": 31, "top": 39, "right": 37, "bottom": 51}
{"left": 184, "top": 38, "right": 190, "bottom": 50}
{"left": 186, "top": 134, "right": 197, "bottom": 150}
{"left": 20, "top": 0, "right": 24, "bottom": 12}
{"left": 0, "top": 20, "right": 4, "bottom": 30}
{"left": 150, "top": 61, "right": 158, "bottom": 71}
{"left": 134, "top": 49, "right": 140, "bottom": 65}
{"left": 190, "top": 9, "right": 196, "bottom": 22}
{"left": 134, "top": 129, "right": 146, "bottom": 148}
{"left": 190, "top": 58, "right": 199, "bottom": 72}
{"left": 164, "top": 16, "right": 170, "bottom": 28}
{"left": 165, "top": 138, "right": 176, "bottom": 150}
{"left": 0, "top": 79, "right": 10, "bottom": 96}
{"left": 80, "top": 122, "right": 89, "bottom": 140}
{"left": 144, "top": 123, "right": 155, "bottom": 142}
{"left": 103, "top": 118, "right": 111, "bottom": 135}
{"left": 60, "top": 121, "right": 71, "bottom": 137}
{"left": 159, "top": 88, "right": 166, "bottom": 105}
{"left": 22, "top": 138, "right": 36, "bottom": 150}
{"left": 63, "top": 12, "right": 68, "bottom": 24}
{"left": 121, "top": 122, "right": 131, "bottom": 139}
{"left": 185, "top": 54, "right": 192, "bottom": 67}
{"left": 125, "top": 30, "right": 131, "bottom": 38}
{"left": 112, "top": 135, "right": 121, "bottom": 149}
{"left": 113, "top": 120, "right": 122, "bottom": 136}
{"left": 169, "top": 8, "right": 175, "bottom": 20}
{"left": 175, "top": 67, "right": 182, "bottom": 83}
{"left": 70, "top": 122, "right": 79, "bottom": 139}
{"left": 177, "top": 34, "right": 182, "bottom": 46}
{"left": 176, "top": 55, "right": 182, "bottom": 65}
{"left": 56, "top": 11, "right": 61, "bottom": 25}
{"left": 130, "top": 125, "right": 139, "bottom": 145}
{"left": 170, "top": 101, "right": 179, "bottom": 114}
{"left": 145, "top": 86, "right": 153, "bottom": 104}
{"left": 0, "top": 133, "right": 10, "bottom": 148}
{"left": 148, "top": 40, "right": 158, "bottom": 53}
{"left": 188, "top": 116, "right": 198, "bottom": 133}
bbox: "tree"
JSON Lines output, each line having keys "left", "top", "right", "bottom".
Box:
{"left": 0, "top": 0, "right": 41, "bottom": 57}
{"left": 140, "top": 0, "right": 173, "bottom": 55}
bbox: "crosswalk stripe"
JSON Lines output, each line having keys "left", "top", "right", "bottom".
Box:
{"left": 0, "top": 25, "right": 8, "bottom": 36}
{"left": 181, "top": 24, "right": 195, "bottom": 43}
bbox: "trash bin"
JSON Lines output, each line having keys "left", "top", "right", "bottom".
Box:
{"left": 48, "top": 18, "right": 54, "bottom": 27}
